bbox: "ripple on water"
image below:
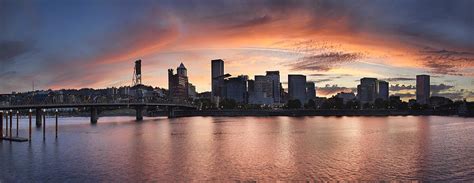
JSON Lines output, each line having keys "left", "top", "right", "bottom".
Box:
{"left": 1, "top": 116, "right": 473, "bottom": 181}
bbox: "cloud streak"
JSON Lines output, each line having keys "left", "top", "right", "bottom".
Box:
{"left": 419, "top": 48, "right": 474, "bottom": 76}
{"left": 317, "top": 84, "right": 356, "bottom": 96}
{"left": 288, "top": 52, "right": 364, "bottom": 71}
{"left": 0, "top": 40, "right": 33, "bottom": 63}
{"left": 384, "top": 77, "right": 415, "bottom": 82}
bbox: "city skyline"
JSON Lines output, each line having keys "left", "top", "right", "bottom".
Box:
{"left": 1, "top": 58, "right": 469, "bottom": 104}
{"left": 2, "top": 1, "right": 474, "bottom": 182}
{"left": 1, "top": 0, "right": 473, "bottom": 101}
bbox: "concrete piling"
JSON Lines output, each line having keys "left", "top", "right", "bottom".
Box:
{"left": 29, "top": 110, "right": 32, "bottom": 141}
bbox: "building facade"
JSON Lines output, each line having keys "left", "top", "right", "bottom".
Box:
{"left": 254, "top": 75, "right": 273, "bottom": 99}
{"left": 168, "top": 63, "right": 189, "bottom": 102}
{"left": 357, "top": 77, "right": 378, "bottom": 103}
{"left": 188, "top": 83, "right": 197, "bottom": 99}
{"left": 416, "top": 74, "right": 430, "bottom": 105}
{"left": 224, "top": 75, "right": 248, "bottom": 103}
{"left": 306, "top": 82, "right": 316, "bottom": 102}
{"left": 288, "top": 74, "right": 307, "bottom": 103}
{"left": 249, "top": 75, "right": 274, "bottom": 105}
{"left": 266, "top": 71, "right": 281, "bottom": 103}
{"left": 378, "top": 80, "right": 389, "bottom": 101}
{"left": 211, "top": 59, "right": 225, "bottom": 98}
{"left": 335, "top": 92, "right": 356, "bottom": 104}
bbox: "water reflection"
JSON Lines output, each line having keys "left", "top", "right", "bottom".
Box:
{"left": 1, "top": 116, "right": 473, "bottom": 181}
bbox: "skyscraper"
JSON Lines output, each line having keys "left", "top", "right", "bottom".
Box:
{"left": 306, "top": 82, "right": 316, "bottom": 102}
{"left": 188, "top": 83, "right": 197, "bottom": 99}
{"left": 247, "top": 79, "right": 255, "bottom": 93}
{"left": 224, "top": 75, "right": 248, "bottom": 103}
{"left": 249, "top": 75, "right": 274, "bottom": 104}
{"left": 168, "top": 63, "right": 189, "bottom": 102}
{"left": 357, "top": 77, "right": 378, "bottom": 103}
{"left": 256, "top": 75, "right": 273, "bottom": 98}
{"left": 288, "top": 74, "right": 306, "bottom": 103}
{"left": 416, "top": 75, "right": 430, "bottom": 104}
{"left": 378, "top": 80, "right": 389, "bottom": 101}
{"left": 211, "top": 59, "right": 224, "bottom": 98}
{"left": 266, "top": 71, "right": 281, "bottom": 103}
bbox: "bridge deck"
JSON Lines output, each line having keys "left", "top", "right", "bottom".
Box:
{"left": 0, "top": 103, "right": 195, "bottom": 110}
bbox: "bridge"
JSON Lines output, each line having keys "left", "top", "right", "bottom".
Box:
{"left": 0, "top": 102, "right": 196, "bottom": 125}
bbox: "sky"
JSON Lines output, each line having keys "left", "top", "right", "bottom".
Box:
{"left": 1, "top": 0, "right": 473, "bottom": 101}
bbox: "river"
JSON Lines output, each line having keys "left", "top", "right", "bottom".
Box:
{"left": 1, "top": 116, "right": 473, "bottom": 181}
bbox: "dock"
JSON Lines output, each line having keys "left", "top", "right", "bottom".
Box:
{"left": 2, "top": 136, "right": 29, "bottom": 142}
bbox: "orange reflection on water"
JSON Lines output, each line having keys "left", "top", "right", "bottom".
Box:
{"left": 11, "top": 116, "right": 471, "bottom": 182}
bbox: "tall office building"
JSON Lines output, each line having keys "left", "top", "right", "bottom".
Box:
{"left": 357, "top": 77, "right": 378, "bottom": 103}
{"left": 168, "top": 63, "right": 189, "bottom": 102}
{"left": 224, "top": 75, "right": 248, "bottom": 103}
{"left": 416, "top": 75, "right": 430, "bottom": 104}
{"left": 378, "top": 80, "right": 389, "bottom": 101}
{"left": 249, "top": 75, "right": 274, "bottom": 105}
{"left": 288, "top": 74, "right": 307, "bottom": 103}
{"left": 211, "top": 59, "right": 225, "bottom": 98}
{"left": 247, "top": 79, "right": 255, "bottom": 93}
{"left": 254, "top": 75, "right": 273, "bottom": 98}
{"left": 306, "top": 82, "right": 316, "bottom": 102}
{"left": 266, "top": 71, "right": 281, "bottom": 103}
{"left": 188, "top": 83, "right": 197, "bottom": 99}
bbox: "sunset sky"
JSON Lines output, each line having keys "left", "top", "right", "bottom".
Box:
{"left": 1, "top": 0, "right": 473, "bottom": 100}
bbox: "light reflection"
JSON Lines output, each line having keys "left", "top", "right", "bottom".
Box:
{"left": 2, "top": 116, "right": 472, "bottom": 181}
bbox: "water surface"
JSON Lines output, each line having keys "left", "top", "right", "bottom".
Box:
{"left": 1, "top": 116, "right": 473, "bottom": 181}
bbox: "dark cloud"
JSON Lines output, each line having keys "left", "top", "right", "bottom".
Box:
{"left": 0, "top": 71, "right": 17, "bottom": 78}
{"left": 228, "top": 15, "right": 273, "bottom": 29}
{"left": 390, "top": 83, "right": 456, "bottom": 93}
{"left": 0, "top": 0, "right": 473, "bottom": 94}
{"left": 432, "top": 90, "right": 474, "bottom": 101}
{"left": 431, "top": 84, "right": 455, "bottom": 94}
{"left": 0, "top": 40, "right": 32, "bottom": 62}
{"left": 308, "top": 73, "right": 328, "bottom": 77}
{"left": 390, "top": 84, "right": 415, "bottom": 91}
{"left": 419, "top": 48, "right": 474, "bottom": 76}
{"left": 308, "top": 0, "right": 474, "bottom": 49}
{"left": 310, "top": 79, "right": 332, "bottom": 83}
{"left": 432, "top": 92, "right": 463, "bottom": 100}
{"left": 2, "top": 7, "right": 178, "bottom": 90}
{"left": 308, "top": 73, "right": 352, "bottom": 77}
{"left": 317, "top": 84, "right": 356, "bottom": 96}
{"left": 384, "top": 77, "right": 415, "bottom": 82}
{"left": 288, "top": 52, "right": 364, "bottom": 71}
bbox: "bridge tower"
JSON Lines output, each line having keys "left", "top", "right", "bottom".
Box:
{"left": 132, "top": 59, "right": 142, "bottom": 86}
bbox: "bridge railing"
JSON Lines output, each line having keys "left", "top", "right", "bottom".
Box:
{"left": 0, "top": 100, "right": 196, "bottom": 108}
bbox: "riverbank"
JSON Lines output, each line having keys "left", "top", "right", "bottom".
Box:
{"left": 155, "top": 109, "right": 473, "bottom": 118}
{"left": 35, "top": 109, "right": 472, "bottom": 118}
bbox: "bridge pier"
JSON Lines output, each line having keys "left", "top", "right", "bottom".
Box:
{"left": 91, "top": 107, "right": 98, "bottom": 124}
{"left": 35, "top": 108, "right": 42, "bottom": 127}
{"left": 167, "top": 106, "right": 176, "bottom": 118}
{"left": 135, "top": 106, "right": 143, "bottom": 121}
{"left": 1, "top": 112, "right": 3, "bottom": 139}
